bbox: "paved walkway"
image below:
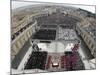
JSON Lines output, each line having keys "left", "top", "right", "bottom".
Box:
{"left": 11, "top": 40, "right": 31, "bottom": 69}
{"left": 78, "top": 35, "right": 94, "bottom": 59}
{"left": 18, "top": 46, "right": 33, "bottom": 70}
{"left": 77, "top": 34, "right": 94, "bottom": 69}
{"left": 78, "top": 47, "right": 91, "bottom": 69}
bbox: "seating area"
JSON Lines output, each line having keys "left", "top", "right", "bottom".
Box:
{"left": 71, "top": 43, "right": 79, "bottom": 52}
{"left": 33, "top": 29, "right": 56, "bottom": 40}
{"left": 64, "top": 52, "right": 85, "bottom": 70}
{"left": 36, "top": 13, "right": 79, "bottom": 29}
{"left": 46, "top": 55, "right": 52, "bottom": 69}
{"left": 24, "top": 51, "right": 48, "bottom": 70}
{"left": 40, "top": 25, "right": 57, "bottom": 29}
{"left": 24, "top": 51, "right": 84, "bottom": 70}
{"left": 61, "top": 55, "right": 66, "bottom": 68}
{"left": 72, "top": 52, "right": 85, "bottom": 70}
{"left": 58, "top": 29, "right": 77, "bottom": 40}
{"left": 64, "top": 52, "right": 73, "bottom": 70}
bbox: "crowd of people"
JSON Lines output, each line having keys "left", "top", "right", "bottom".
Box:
{"left": 36, "top": 12, "right": 79, "bottom": 29}
{"left": 33, "top": 29, "right": 56, "bottom": 40}
{"left": 25, "top": 51, "right": 48, "bottom": 70}
{"left": 58, "top": 29, "right": 77, "bottom": 40}
{"left": 63, "top": 52, "right": 85, "bottom": 70}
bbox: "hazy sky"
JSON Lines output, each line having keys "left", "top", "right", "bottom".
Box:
{"left": 12, "top": 1, "right": 95, "bottom": 13}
